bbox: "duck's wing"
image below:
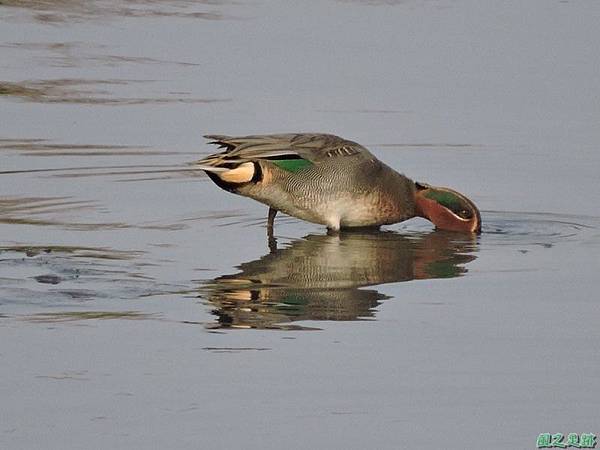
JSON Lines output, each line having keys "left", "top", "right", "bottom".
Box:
{"left": 196, "top": 133, "right": 373, "bottom": 170}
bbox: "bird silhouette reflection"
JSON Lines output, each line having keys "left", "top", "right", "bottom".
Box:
{"left": 199, "top": 230, "right": 478, "bottom": 330}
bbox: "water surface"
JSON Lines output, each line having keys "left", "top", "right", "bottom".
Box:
{"left": 1, "top": 1, "right": 600, "bottom": 449}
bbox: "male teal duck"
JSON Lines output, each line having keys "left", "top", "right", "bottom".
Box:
{"left": 195, "top": 133, "right": 481, "bottom": 233}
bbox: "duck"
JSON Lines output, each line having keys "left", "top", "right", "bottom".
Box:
{"left": 195, "top": 133, "right": 481, "bottom": 233}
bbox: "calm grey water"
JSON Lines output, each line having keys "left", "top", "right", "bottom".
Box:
{"left": 1, "top": 1, "right": 600, "bottom": 449}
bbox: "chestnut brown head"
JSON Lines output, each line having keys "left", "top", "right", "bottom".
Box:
{"left": 414, "top": 182, "right": 481, "bottom": 233}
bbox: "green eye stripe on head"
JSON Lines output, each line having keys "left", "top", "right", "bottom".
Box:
{"left": 424, "top": 190, "right": 472, "bottom": 219}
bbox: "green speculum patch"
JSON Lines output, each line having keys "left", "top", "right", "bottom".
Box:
{"left": 425, "top": 190, "right": 472, "bottom": 219}
{"left": 270, "top": 158, "right": 313, "bottom": 173}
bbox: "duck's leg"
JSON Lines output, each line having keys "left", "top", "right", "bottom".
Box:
{"left": 267, "top": 207, "right": 278, "bottom": 253}
{"left": 267, "top": 207, "right": 278, "bottom": 234}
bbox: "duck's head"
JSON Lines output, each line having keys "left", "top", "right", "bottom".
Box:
{"left": 414, "top": 182, "right": 481, "bottom": 233}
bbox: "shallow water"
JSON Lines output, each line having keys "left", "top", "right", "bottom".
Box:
{"left": 2, "top": 1, "right": 600, "bottom": 449}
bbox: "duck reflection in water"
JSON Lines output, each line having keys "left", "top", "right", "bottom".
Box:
{"left": 199, "top": 230, "right": 478, "bottom": 330}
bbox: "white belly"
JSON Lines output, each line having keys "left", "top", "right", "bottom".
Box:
{"left": 277, "top": 195, "right": 383, "bottom": 230}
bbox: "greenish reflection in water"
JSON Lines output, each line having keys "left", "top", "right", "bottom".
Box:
{"left": 200, "top": 230, "right": 478, "bottom": 330}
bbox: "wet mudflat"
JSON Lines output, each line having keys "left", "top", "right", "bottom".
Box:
{"left": 1, "top": 1, "right": 600, "bottom": 449}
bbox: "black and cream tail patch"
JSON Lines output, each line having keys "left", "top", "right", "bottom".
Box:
{"left": 218, "top": 162, "right": 255, "bottom": 183}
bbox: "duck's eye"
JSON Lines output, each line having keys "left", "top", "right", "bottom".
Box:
{"left": 457, "top": 209, "right": 471, "bottom": 219}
